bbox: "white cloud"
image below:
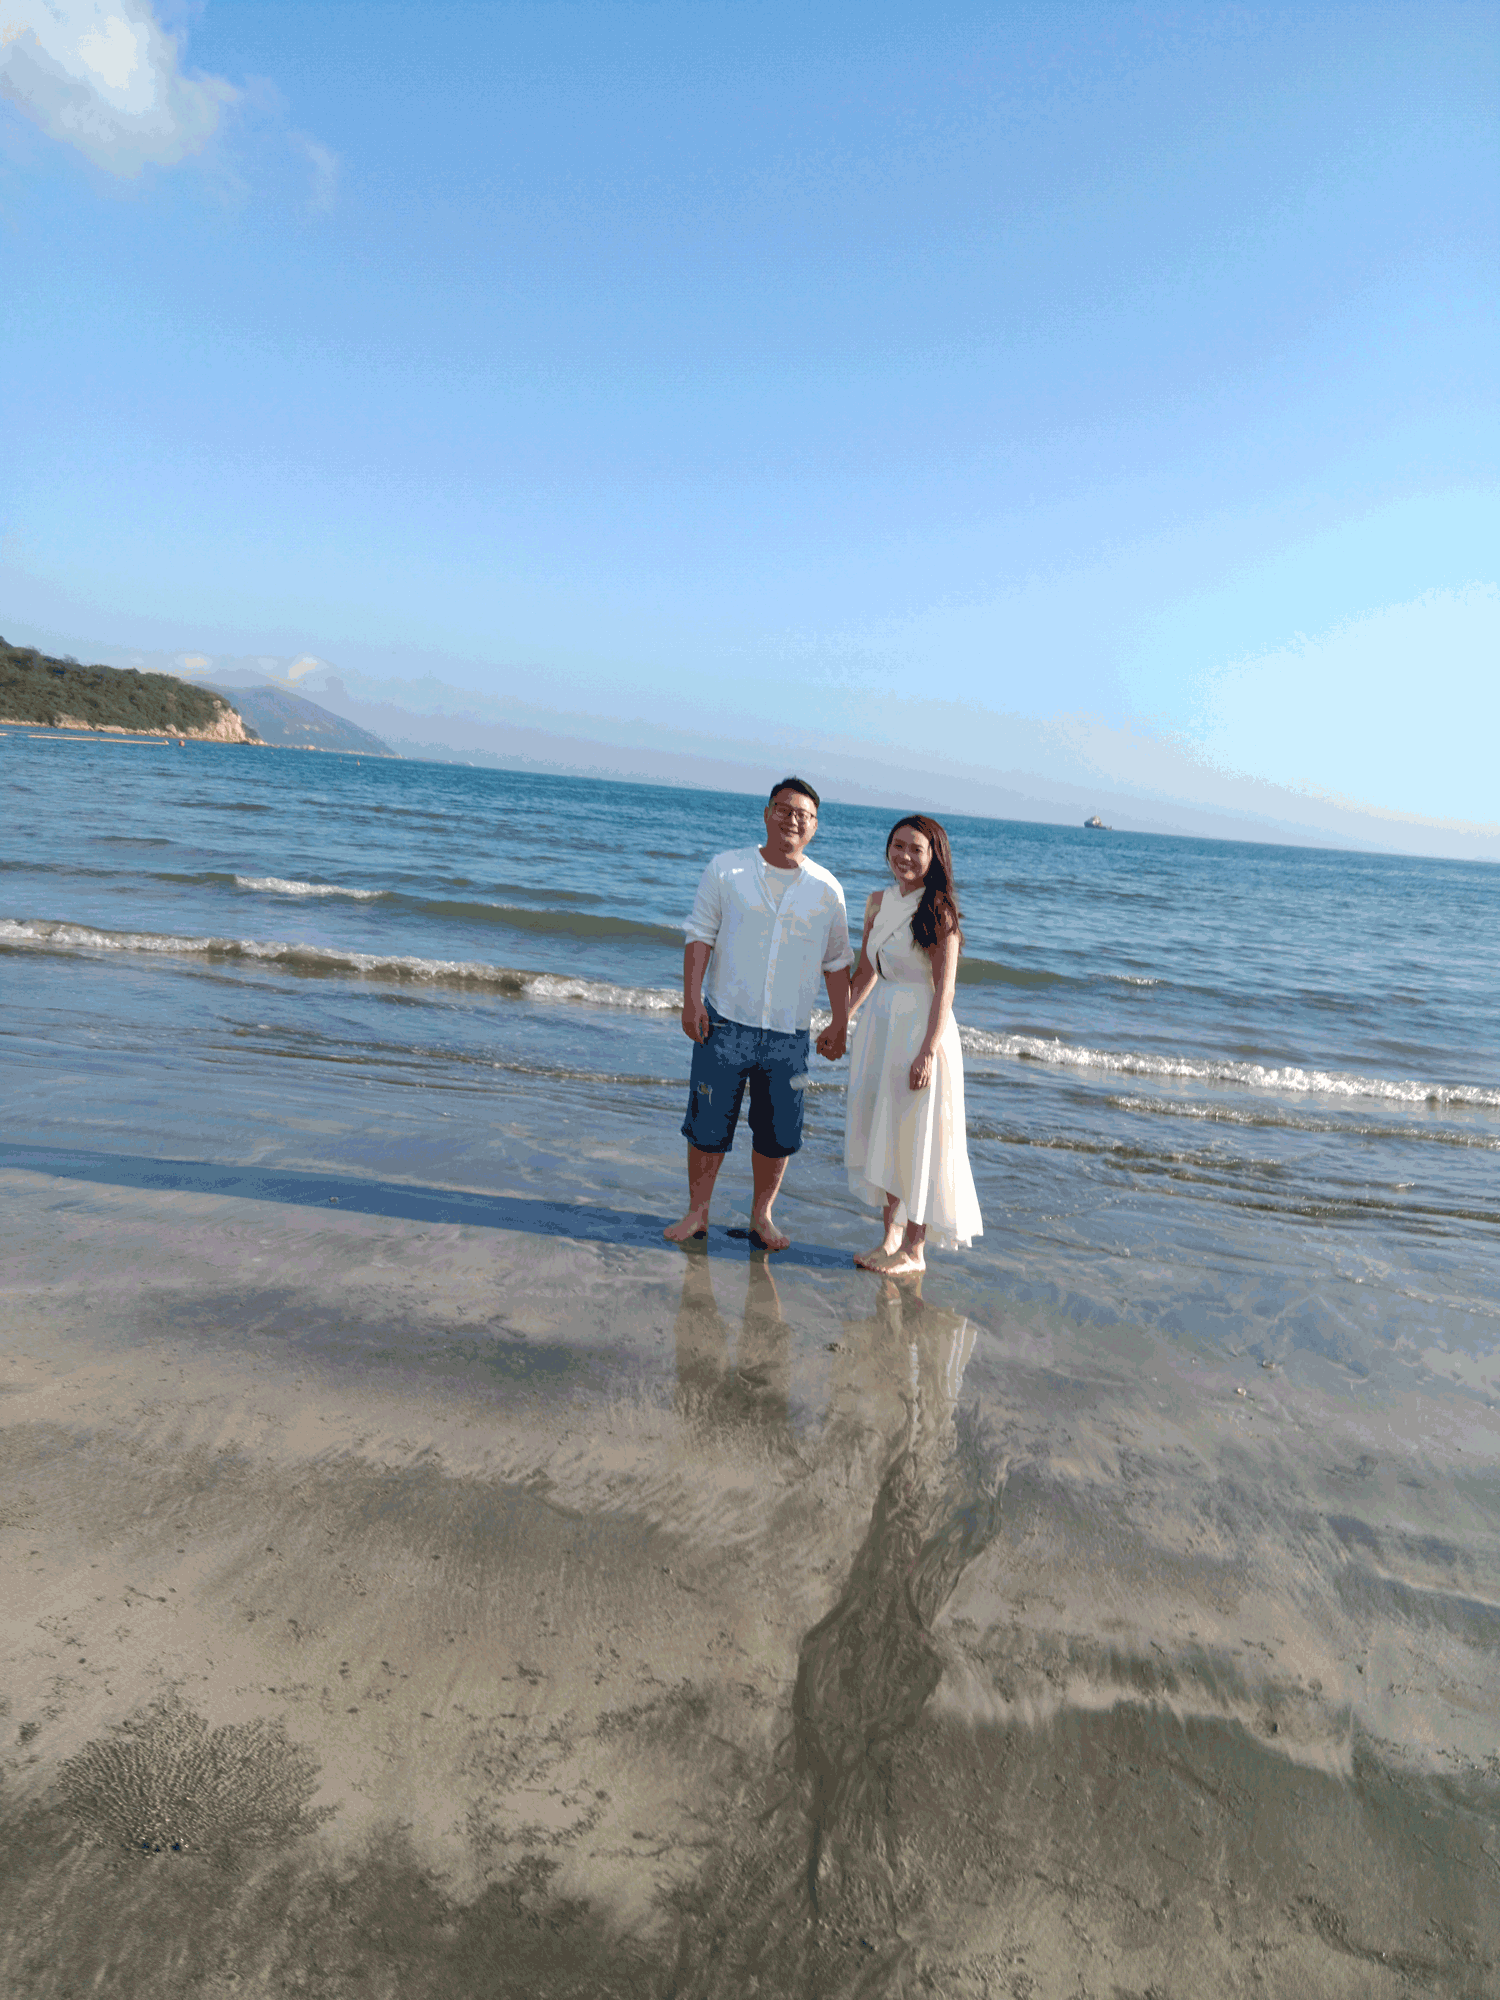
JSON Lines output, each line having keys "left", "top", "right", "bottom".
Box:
{"left": 294, "top": 131, "right": 337, "bottom": 214}
{"left": 1, "top": 0, "right": 236, "bottom": 172}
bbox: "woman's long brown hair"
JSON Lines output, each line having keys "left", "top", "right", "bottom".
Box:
{"left": 887, "top": 814, "right": 963, "bottom": 951}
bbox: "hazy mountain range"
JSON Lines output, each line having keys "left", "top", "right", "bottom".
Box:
{"left": 190, "top": 655, "right": 1496, "bottom": 861}
{"left": 11, "top": 634, "right": 1495, "bottom": 861}
{"left": 202, "top": 674, "right": 396, "bottom": 757}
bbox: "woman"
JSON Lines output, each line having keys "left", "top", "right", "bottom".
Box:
{"left": 839, "top": 814, "right": 982, "bottom": 1274}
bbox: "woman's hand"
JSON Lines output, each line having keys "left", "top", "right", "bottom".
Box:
{"left": 911, "top": 931, "right": 957, "bottom": 1093}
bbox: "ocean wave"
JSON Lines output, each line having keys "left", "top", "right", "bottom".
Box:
{"left": 958, "top": 1026, "right": 1500, "bottom": 1111}
{"left": 229, "top": 875, "right": 676, "bottom": 942}
{"left": 0, "top": 917, "right": 679, "bottom": 1012}
{"left": 956, "top": 955, "right": 1068, "bottom": 988}
{"left": 414, "top": 900, "right": 681, "bottom": 944}
{"left": 8, "top": 912, "right": 1497, "bottom": 1111}
{"left": 1106, "top": 1095, "right": 1500, "bottom": 1144}
{"left": 174, "top": 798, "right": 273, "bottom": 812}
{"left": 235, "top": 875, "right": 383, "bottom": 900}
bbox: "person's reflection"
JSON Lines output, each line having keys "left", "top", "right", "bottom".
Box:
{"left": 795, "top": 1274, "right": 992, "bottom": 1908}
{"left": 904, "top": 1277, "right": 977, "bottom": 1472}
{"left": 673, "top": 1245, "right": 791, "bottom": 1431}
{"left": 823, "top": 1271, "right": 976, "bottom": 1477}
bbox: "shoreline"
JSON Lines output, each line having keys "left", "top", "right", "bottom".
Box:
{"left": 0, "top": 722, "right": 403, "bottom": 756}
{"left": 0, "top": 716, "right": 258, "bottom": 744}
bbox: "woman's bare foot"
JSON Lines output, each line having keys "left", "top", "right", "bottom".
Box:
{"left": 879, "top": 1248, "right": 926, "bottom": 1277}
{"left": 855, "top": 1201, "right": 906, "bottom": 1269}
{"left": 858, "top": 1200, "right": 925, "bottom": 1273}
{"left": 664, "top": 1213, "right": 709, "bottom": 1243}
{"left": 854, "top": 1243, "right": 899, "bottom": 1270}
{"left": 749, "top": 1210, "right": 790, "bottom": 1252}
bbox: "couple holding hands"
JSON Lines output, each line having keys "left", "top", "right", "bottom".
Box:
{"left": 663, "top": 777, "right": 983, "bottom": 1273}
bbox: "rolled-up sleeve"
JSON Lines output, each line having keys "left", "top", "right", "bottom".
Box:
{"left": 684, "top": 859, "right": 723, "bottom": 946}
{"left": 821, "top": 889, "right": 854, "bottom": 972}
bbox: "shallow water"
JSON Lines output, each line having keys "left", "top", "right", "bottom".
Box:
{"left": 3, "top": 733, "right": 1497, "bottom": 1366}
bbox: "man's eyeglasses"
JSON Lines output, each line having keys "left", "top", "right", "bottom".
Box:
{"left": 771, "top": 804, "right": 817, "bottom": 825}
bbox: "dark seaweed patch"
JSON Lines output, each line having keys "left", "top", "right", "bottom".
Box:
{"left": 57, "top": 1699, "right": 333, "bottom": 1858}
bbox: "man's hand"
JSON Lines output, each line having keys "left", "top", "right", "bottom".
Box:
{"left": 819, "top": 965, "right": 851, "bottom": 1066}
{"left": 680, "top": 941, "right": 713, "bottom": 1044}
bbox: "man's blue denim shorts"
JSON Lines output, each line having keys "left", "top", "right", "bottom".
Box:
{"left": 681, "top": 1002, "right": 810, "bottom": 1158}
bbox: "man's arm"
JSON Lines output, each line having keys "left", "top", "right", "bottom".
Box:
{"left": 814, "top": 882, "right": 854, "bottom": 1060}
{"left": 681, "top": 858, "right": 722, "bottom": 1043}
{"left": 682, "top": 940, "right": 713, "bottom": 1043}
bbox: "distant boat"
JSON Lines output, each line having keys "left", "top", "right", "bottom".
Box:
{"left": 1084, "top": 814, "right": 1108, "bottom": 830}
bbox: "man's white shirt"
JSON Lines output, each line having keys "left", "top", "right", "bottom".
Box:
{"left": 685, "top": 847, "right": 853, "bottom": 1033}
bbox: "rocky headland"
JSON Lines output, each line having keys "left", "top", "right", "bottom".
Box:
{"left": 0, "top": 640, "right": 255, "bottom": 742}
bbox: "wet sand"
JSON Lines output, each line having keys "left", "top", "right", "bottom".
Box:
{"left": 2, "top": 1158, "right": 1497, "bottom": 1997}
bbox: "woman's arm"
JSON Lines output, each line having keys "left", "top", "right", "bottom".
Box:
{"left": 819, "top": 892, "right": 880, "bottom": 1058}
{"left": 909, "top": 927, "right": 959, "bottom": 1092}
{"left": 848, "top": 890, "right": 883, "bottom": 1013}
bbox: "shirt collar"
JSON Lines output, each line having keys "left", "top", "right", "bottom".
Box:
{"left": 757, "top": 848, "right": 804, "bottom": 876}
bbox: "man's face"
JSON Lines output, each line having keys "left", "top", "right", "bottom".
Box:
{"left": 763, "top": 790, "right": 819, "bottom": 861}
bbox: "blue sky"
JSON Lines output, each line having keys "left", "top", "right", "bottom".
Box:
{"left": 3, "top": 2, "right": 1496, "bottom": 843}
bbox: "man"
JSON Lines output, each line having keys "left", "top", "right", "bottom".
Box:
{"left": 664, "top": 778, "right": 853, "bottom": 1251}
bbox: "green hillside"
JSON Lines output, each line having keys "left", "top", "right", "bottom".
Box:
{"left": 0, "top": 639, "right": 253, "bottom": 739}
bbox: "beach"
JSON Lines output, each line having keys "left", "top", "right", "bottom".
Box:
{"left": 4, "top": 1154, "right": 1496, "bottom": 1996}
{"left": 3, "top": 736, "right": 1498, "bottom": 1996}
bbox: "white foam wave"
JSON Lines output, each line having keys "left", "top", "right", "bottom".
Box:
{"left": 234, "top": 875, "right": 383, "bottom": 900}
{"left": 957, "top": 1026, "right": 1500, "bottom": 1111}
{"left": 523, "top": 971, "right": 677, "bottom": 1013}
{"left": 6, "top": 913, "right": 1496, "bottom": 1107}
{"left": 0, "top": 918, "right": 678, "bottom": 1013}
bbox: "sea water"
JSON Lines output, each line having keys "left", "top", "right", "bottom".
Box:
{"left": 2, "top": 732, "right": 1497, "bottom": 1374}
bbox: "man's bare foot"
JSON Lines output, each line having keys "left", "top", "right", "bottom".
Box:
{"left": 749, "top": 1213, "right": 790, "bottom": 1252}
{"left": 664, "top": 1214, "right": 710, "bottom": 1243}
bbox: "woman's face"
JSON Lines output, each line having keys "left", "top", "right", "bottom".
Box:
{"left": 888, "top": 825, "right": 932, "bottom": 888}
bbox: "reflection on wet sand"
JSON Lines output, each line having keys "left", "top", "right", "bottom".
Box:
{"left": 666, "top": 1268, "right": 1500, "bottom": 2000}
{"left": 674, "top": 1263, "right": 996, "bottom": 1922}
{"left": 673, "top": 1248, "right": 791, "bottom": 1431}
{"left": 797, "top": 1284, "right": 994, "bottom": 1902}
{"left": 670, "top": 1276, "right": 1009, "bottom": 1995}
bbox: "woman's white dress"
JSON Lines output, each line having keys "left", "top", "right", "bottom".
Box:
{"left": 845, "top": 886, "right": 984, "bottom": 1251}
